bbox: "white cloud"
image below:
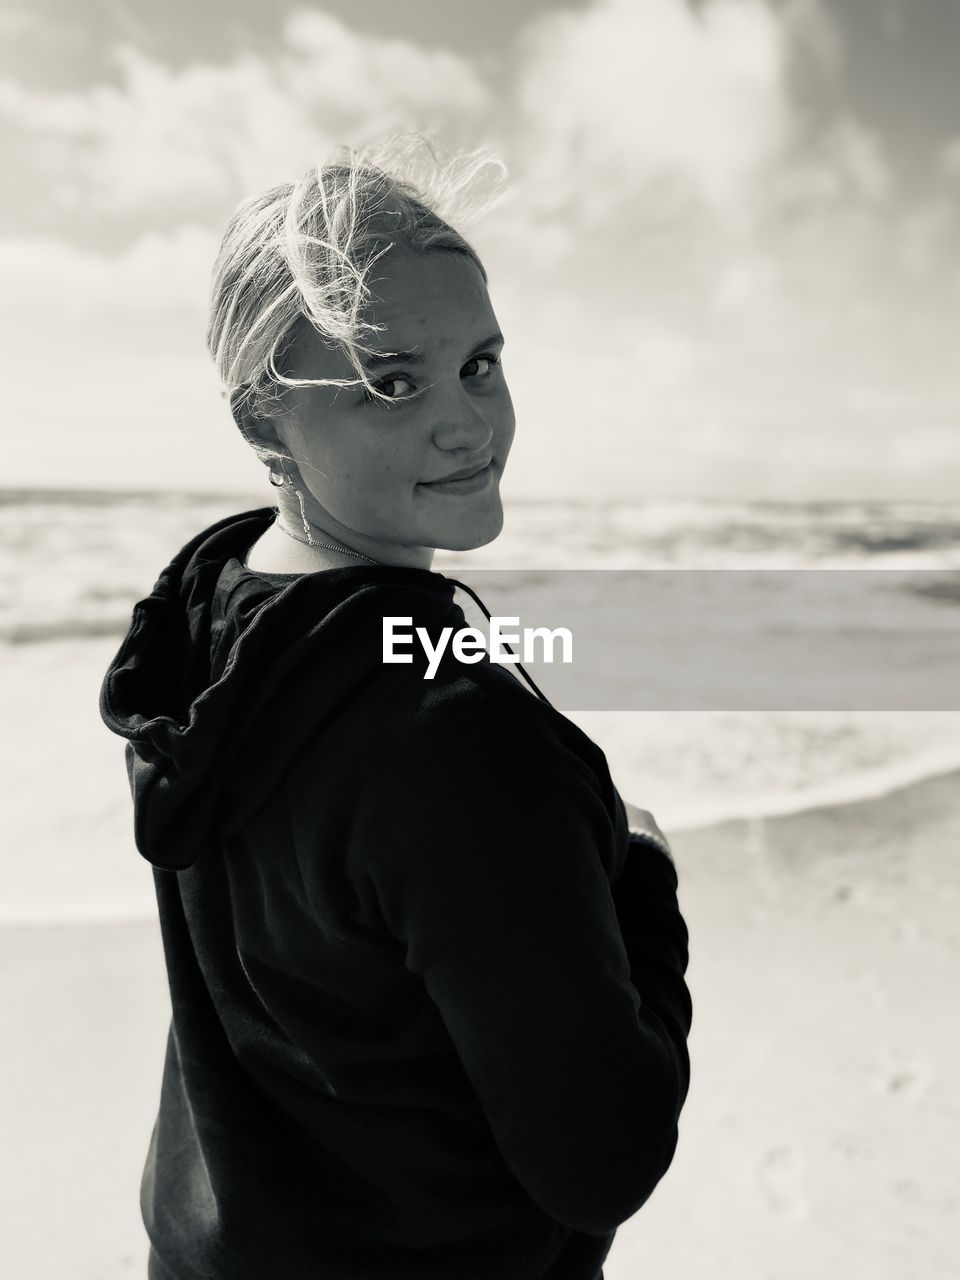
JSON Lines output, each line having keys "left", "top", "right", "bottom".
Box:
{"left": 0, "top": 10, "right": 492, "bottom": 223}
{"left": 822, "top": 116, "right": 892, "bottom": 203}
{"left": 510, "top": 0, "right": 795, "bottom": 229}
{"left": 4, "top": 0, "right": 958, "bottom": 500}
{"left": 898, "top": 198, "right": 956, "bottom": 275}
{"left": 940, "top": 137, "right": 960, "bottom": 178}
{"left": 0, "top": 226, "right": 218, "bottom": 314}
{"left": 0, "top": 8, "right": 38, "bottom": 39}
{"left": 280, "top": 11, "right": 489, "bottom": 121}
{"left": 778, "top": 0, "right": 844, "bottom": 76}
{"left": 711, "top": 251, "right": 779, "bottom": 312}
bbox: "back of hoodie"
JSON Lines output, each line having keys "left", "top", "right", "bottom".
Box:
{"left": 100, "top": 507, "right": 693, "bottom": 1280}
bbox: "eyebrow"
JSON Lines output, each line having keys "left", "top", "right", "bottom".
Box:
{"left": 360, "top": 332, "right": 505, "bottom": 371}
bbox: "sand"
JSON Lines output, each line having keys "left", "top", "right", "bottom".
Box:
{"left": 609, "top": 765, "right": 960, "bottom": 1280}
{"left": 2, "top": 767, "right": 959, "bottom": 1279}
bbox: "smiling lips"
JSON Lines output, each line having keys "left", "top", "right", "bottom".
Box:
{"left": 423, "top": 458, "right": 492, "bottom": 485}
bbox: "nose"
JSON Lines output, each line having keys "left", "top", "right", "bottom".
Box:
{"left": 429, "top": 378, "right": 495, "bottom": 454}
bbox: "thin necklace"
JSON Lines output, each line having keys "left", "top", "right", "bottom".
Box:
{"left": 274, "top": 518, "right": 381, "bottom": 566}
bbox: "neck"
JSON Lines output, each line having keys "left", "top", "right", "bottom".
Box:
{"left": 268, "top": 493, "right": 435, "bottom": 571}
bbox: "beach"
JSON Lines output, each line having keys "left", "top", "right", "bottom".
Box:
{"left": 2, "top": 491, "right": 958, "bottom": 1276}
{"left": 609, "top": 764, "right": 960, "bottom": 1280}
{"left": 5, "top": 631, "right": 960, "bottom": 924}
{"left": 3, "top": 764, "right": 958, "bottom": 1278}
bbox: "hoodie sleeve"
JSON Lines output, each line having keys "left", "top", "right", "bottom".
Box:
{"left": 611, "top": 818, "right": 694, "bottom": 1136}
{"left": 347, "top": 689, "right": 692, "bottom": 1237}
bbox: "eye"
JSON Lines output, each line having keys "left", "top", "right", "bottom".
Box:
{"left": 463, "top": 353, "right": 501, "bottom": 379}
{"left": 362, "top": 352, "right": 502, "bottom": 404}
{"left": 368, "top": 374, "right": 416, "bottom": 401}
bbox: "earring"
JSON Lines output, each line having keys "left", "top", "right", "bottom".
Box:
{"left": 268, "top": 467, "right": 286, "bottom": 487}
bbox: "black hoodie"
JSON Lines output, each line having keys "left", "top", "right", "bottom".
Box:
{"left": 99, "top": 505, "right": 693, "bottom": 1280}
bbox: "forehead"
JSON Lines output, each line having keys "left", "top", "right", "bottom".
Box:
{"left": 288, "top": 247, "right": 496, "bottom": 375}
{"left": 364, "top": 246, "right": 493, "bottom": 336}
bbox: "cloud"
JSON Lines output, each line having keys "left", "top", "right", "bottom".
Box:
{"left": 280, "top": 11, "right": 489, "bottom": 121}
{"left": 941, "top": 137, "right": 960, "bottom": 179}
{"left": 0, "top": 9, "right": 491, "bottom": 227}
{"left": 478, "top": 0, "right": 901, "bottom": 415}
{"left": 823, "top": 117, "right": 892, "bottom": 203}
{"left": 898, "top": 197, "right": 957, "bottom": 276}
{"left": 0, "top": 8, "right": 39, "bottom": 40}
{"left": 509, "top": 0, "right": 795, "bottom": 231}
{"left": 777, "top": 0, "right": 844, "bottom": 76}
{"left": 4, "top": 0, "right": 958, "bottom": 499}
{"left": 0, "top": 225, "right": 218, "bottom": 314}
{"left": 769, "top": 122, "right": 891, "bottom": 211}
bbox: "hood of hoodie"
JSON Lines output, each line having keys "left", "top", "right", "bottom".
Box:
{"left": 99, "top": 505, "right": 467, "bottom": 872}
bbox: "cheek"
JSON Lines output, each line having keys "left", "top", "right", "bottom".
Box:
{"left": 350, "top": 434, "right": 423, "bottom": 499}
{"left": 495, "top": 387, "right": 517, "bottom": 442}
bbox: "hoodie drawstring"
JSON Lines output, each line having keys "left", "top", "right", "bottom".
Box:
{"left": 445, "top": 577, "right": 553, "bottom": 706}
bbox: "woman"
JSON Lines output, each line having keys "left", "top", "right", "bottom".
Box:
{"left": 99, "top": 137, "right": 692, "bottom": 1280}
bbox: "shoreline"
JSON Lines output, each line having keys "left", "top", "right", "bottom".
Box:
{"left": 666, "top": 754, "right": 960, "bottom": 834}
{"left": 3, "top": 760, "right": 960, "bottom": 929}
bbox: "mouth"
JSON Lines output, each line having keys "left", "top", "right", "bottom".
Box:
{"left": 425, "top": 457, "right": 492, "bottom": 484}
{"left": 419, "top": 459, "right": 495, "bottom": 495}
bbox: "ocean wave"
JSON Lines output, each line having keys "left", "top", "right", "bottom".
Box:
{"left": 0, "top": 618, "right": 130, "bottom": 645}
{"left": 4, "top": 489, "right": 959, "bottom": 641}
{"left": 663, "top": 750, "right": 960, "bottom": 832}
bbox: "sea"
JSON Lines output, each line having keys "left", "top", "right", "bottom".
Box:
{"left": 2, "top": 486, "right": 959, "bottom": 922}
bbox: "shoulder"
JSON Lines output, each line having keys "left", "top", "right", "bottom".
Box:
{"left": 278, "top": 572, "right": 622, "bottom": 829}
{"left": 342, "top": 663, "right": 629, "bottom": 934}
{"left": 359, "top": 658, "right": 619, "bottom": 838}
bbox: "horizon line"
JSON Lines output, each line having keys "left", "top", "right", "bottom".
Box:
{"left": 0, "top": 485, "right": 955, "bottom": 508}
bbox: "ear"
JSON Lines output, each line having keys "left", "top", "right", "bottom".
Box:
{"left": 230, "top": 388, "right": 291, "bottom": 466}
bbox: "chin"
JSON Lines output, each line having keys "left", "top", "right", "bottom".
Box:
{"left": 435, "top": 504, "right": 504, "bottom": 552}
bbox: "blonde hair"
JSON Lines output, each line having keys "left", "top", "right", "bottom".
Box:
{"left": 206, "top": 133, "right": 507, "bottom": 461}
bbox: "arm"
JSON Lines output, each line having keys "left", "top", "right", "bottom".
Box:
{"left": 611, "top": 790, "right": 692, "bottom": 1132}
{"left": 347, "top": 695, "right": 693, "bottom": 1236}
{"left": 612, "top": 793, "right": 693, "bottom": 1129}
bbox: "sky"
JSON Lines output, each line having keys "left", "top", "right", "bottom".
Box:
{"left": 1, "top": 0, "right": 958, "bottom": 500}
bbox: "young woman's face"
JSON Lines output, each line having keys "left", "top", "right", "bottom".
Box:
{"left": 269, "top": 246, "right": 516, "bottom": 563}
